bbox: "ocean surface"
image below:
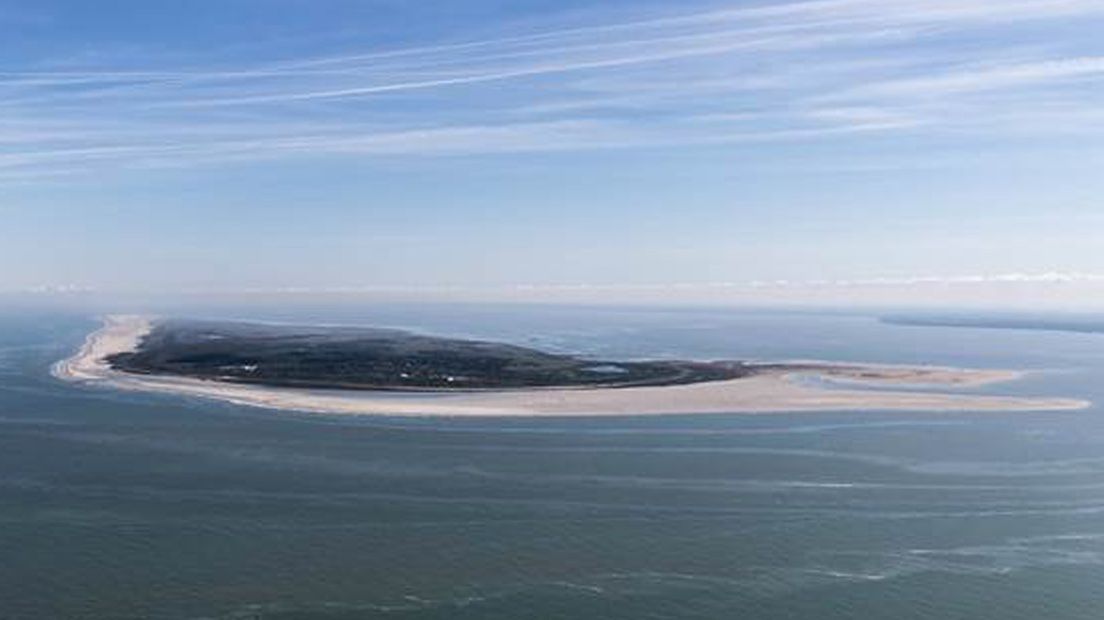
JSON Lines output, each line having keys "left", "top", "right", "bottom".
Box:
{"left": 4, "top": 304, "right": 1104, "bottom": 619}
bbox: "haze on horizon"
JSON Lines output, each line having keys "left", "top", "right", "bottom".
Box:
{"left": 3, "top": 0, "right": 1104, "bottom": 308}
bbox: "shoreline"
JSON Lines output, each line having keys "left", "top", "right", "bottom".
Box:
{"left": 52, "top": 315, "right": 1091, "bottom": 417}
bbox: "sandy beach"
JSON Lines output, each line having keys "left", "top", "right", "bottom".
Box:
{"left": 52, "top": 315, "right": 1090, "bottom": 416}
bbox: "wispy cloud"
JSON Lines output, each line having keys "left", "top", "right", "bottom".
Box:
{"left": 2, "top": 0, "right": 1104, "bottom": 179}
{"left": 827, "top": 56, "right": 1104, "bottom": 100}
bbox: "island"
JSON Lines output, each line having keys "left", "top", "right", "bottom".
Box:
{"left": 104, "top": 318, "right": 754, "bottom": 391}
{"left": 53, "top": 315, "right": 1090, "bottom": 416}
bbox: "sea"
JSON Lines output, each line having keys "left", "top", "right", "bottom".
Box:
{"left": 3, "top": 303, "right": 1104, "bottom": 619}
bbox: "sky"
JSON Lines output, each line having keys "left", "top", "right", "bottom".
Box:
{"left": 2, "top": 0, "right": 1104, "bottom": 307}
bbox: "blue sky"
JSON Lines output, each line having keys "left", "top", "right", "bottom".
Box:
{"left": 3, "top": 0, "right": 1104, "bottom": 306}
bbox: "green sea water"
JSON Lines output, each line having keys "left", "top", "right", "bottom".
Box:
{"left": 3, "top": 305, "right": 1104, "bottom": 619}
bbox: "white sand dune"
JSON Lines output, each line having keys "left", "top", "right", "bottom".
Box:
{"left": 52, "top": 315, "right": 1091, "bottom": 417}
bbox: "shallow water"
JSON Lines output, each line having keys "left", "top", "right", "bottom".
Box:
{"left": 3, "top": 305, "right": 1104, "bottom": 619}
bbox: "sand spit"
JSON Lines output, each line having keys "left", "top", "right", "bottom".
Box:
{"left": 51, "top": 314, "right": 154, "bottom": 381}
{"left": 53, "top": 315, "right": 1091, "bottom": 417}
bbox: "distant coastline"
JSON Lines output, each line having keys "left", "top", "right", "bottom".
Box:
{"left": 52, "top": 315, "right": 1091, "bottom": 417}
{"left": 883, "top": 314, "right": 1104, "bottom": 335}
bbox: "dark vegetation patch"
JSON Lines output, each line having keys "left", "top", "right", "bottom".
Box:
{"left": 107, "top": 320, "right": 751, "bottom": 391}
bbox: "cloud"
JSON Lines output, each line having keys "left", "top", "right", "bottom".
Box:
{"left": 829, "top": 57, "right": 1104, "bottom": 100}
{"left": 770, "top": 273, "right": 1104, "bottom": 287}
{"left": 178, "top": 272, "right": 1104, "bottom": 295}
{"left": 2, "top": 0, "right": 1104, "bottom": 178}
